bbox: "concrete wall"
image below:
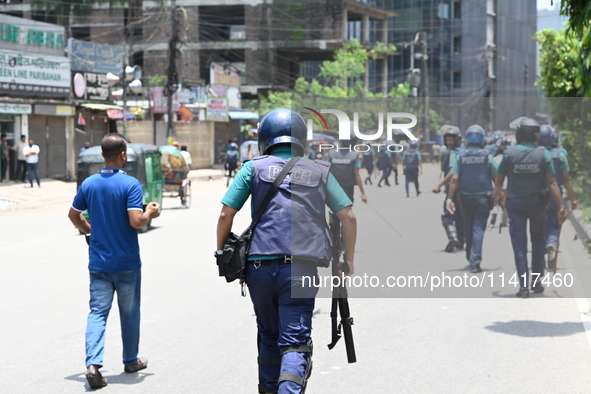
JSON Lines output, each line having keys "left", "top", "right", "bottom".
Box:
{"left": 117, "top": 120, "right": 215, "bottom": 169}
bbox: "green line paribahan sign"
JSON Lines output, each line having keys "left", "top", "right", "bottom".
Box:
{"left": 0, "top": 15, "right": 69, "bottom": 98}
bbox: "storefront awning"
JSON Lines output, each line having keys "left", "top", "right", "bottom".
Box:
{"left": 80, "top": 103, "right": 123, "bottom": 111}
{"left": 228, "top": 110, "right": 259, "bottom": 120}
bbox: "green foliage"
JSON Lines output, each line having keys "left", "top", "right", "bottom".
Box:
{"left": 535, "top": 29, "right": 580, "bottom": 97}
{"left": 536, "top": 28, "right": 591, "bottom": 203}
{"left": 147, "top": 75, "right": 166, "bottom": 87}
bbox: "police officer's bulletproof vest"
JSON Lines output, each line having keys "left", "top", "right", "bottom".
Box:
{"left": 249, "top": 155, "right": 333, "bottom": 264}
{"left": 328, "top": 150, "right": 358, "bottom": 187}
{"left": 377, "top": 150, "right": 389, "bottom": 167}
{"left": 441, "top": 149, "right": 451, "bottom": 174}
{"left": 404, "top": 150, "right": 419, "bottom": 168}
{"left": 362, "top": 150, "right": 373, "bottom": 166}
{"left": 506, "top": 146, "right": 547, "bottom": 199}
{"left": 549, "top": 147, "right": 564, "bottom": 187}
{"left": 458, "top": 149, "right": 493, "bottom": 193}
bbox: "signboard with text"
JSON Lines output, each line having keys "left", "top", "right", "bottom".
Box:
{"left": 0, "top": 103, "right": 31, "bottom": 114}
{"left": 0, "top": 49, "right": 70, "bottom": 97}
{"left": 0, "top": 14, "right": 65, "bottom": 53}
{"left": 72, "top": 71, "right": 109, "bottom": 101}
{"left": 67, "top": 38, "right": 123, "bottom": 74}
{"left": 206, "top": 98, "right": 229, "bottom": 122}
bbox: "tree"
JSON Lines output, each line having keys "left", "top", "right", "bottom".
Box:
{"left": 536, "top": 28, "right": 591, "bottom": 201}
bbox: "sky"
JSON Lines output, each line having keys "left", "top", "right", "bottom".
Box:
{"left": 538, "top": 0, "right": 557, "bottom": 10}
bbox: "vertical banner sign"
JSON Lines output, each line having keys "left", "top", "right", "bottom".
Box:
{"left": 152, "top": 86, "right": 167, "bottom": 114}
{"left": 206, "top": 98, "right": 229, "bottom": 122}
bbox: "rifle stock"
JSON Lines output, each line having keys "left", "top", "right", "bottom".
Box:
{"left": 327, "top": 213, "right": 357, "bottom": 363}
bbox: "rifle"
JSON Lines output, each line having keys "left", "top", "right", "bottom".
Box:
{"left": 327, "top": 213, "right": 356, "bottom": 363}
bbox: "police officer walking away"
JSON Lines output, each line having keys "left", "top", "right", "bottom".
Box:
{"left": 216, "top": 108, "right": 357, "bottom": 394}
{"left": 402, "top": 140, "right": 422, "bottom": 197}
{"left": 538, "top": 124, "right": 578, "bottom": 268}
{"left": 433, "top": 127, "right": 465, "bottom": 252}
{"left": 495, "top": 118, "right": 567, "bottom": 298}
{"left": 362, "top": 146, "right": 375, "bottom": 185}
{"left": 328, "top": 135, "right": 368, "bottom": 204}
{"left": 445, "top": 125, "right": 498, "bottom": 273}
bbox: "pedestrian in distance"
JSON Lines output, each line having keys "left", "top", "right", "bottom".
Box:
{"left": 67, "top": 133, "right": 160, "bottom": 389}
{"left": 494, "top": 117, "right": 567, "bottom": 298}
{"left": 362, "top": 147, "right": 374, "bottom": 185}
{"left": 225, "top": 142, "right": 239, "bottom": 187}
{"left": 80, "top": 142, "right": 91, "bottom": 155}
{"left": 1, "top": 133, "right": 11, "bottom": 182}
{"left": 446, "top": 125, "right": 498, "bottom": 273}
{"left": 216, "top": 108, "right": 357, "bottom": 394}
{"left": 376, "top": 146, "right": 394, "bottom": 187}
{"left": 23, "top": 138, "right": 41, "bottom": 187}
{"left": 432, "top": 127, "right": 466, "bottom": 252}
{"left": 180, "top": 145, "right": 192, "bottom": 172}
{"left": 432, "top": 142, "right": 441, "bottom": 166}
{"left": 13, "top": 134, "right": 27, "bottom": 182}
{"left": 402, "top": 140, "right": 422, "bottom": 197}
{"left": 537, "top": 124, "right": 578, "bottom": 269}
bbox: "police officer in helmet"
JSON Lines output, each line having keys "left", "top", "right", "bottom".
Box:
{"left": 495, "top": 117, "right": 567, "bottom": 298}
{"left": 446, "top": 125, "right": 498, "bottom": 273}
{"left": 327, "top": 126, "right": 368, "bottom": 204}
{"left": 216, "top": 108, "right": 357, "bottom": 394}
{"left": 433, "top": 127, "right": 465, "bottom": 252}
{"left": 538, "top": 124, "right": 578, "bottom": 268}
{"left": 402, "top": 140, "right": 423, "bottom": 197}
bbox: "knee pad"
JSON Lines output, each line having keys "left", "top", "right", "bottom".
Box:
{"left": 278, "top": 339, "right": 313, "bottom": 393}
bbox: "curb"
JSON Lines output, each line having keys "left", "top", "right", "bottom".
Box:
{"left": 570, "top": 209, "right": 591, "bottom": 248}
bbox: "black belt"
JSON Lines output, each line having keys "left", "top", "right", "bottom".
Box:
{"left": 247, "top": 256, "right": 292, "bottom": 267}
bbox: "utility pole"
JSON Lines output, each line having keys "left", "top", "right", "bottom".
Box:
{"left": 522, "top": 64, "right": 528, "bottom": 115}
{"left": 422, "top": 31, "right": 430, "bottom": 142}
{"left": 166, "top": 0, "right": 179, "bottom": 141}
{"left": 122, "top": 52, "right": 129, "bottom": 138}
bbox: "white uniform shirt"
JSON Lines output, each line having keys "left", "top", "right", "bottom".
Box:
{"left": 23, "top": 145, "right": 40, "bottom": 164}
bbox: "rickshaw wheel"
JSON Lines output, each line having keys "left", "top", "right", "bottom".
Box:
{"left": 138, "top": 218, "right": 151, "bottom": 233}
{"left": 183, "top": 181, "right": 191, "bottom": 208}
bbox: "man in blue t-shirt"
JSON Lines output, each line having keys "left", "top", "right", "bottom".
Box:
{"left": 68, "top": 133, "right": 160, "bottom": 389}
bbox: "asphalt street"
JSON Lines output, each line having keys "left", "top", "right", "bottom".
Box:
{"left": 1, "top": 164, "right": 591, "bottom": 393}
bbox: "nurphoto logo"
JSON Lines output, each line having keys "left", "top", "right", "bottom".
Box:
{"left": 303, "top": 107, "right": 419, "bottom": 153}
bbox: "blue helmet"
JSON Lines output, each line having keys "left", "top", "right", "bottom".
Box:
{"left": 465, "top": 125, "right": 485, "bottom": 146}
{"left": 409, "top": 140, "right": 418, "bottom": 150}
{"left": 538, "top": 124, "right": 556, "bottom": 147}
{"left": 258, "top": 108, "right": 307, "bottom": 155}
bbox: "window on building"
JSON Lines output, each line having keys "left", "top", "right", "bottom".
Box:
{"left": 131, "top": 50, "right": 144, "bottom": 68}
{"left": 438, "top": 2, "right": 450, "bottom": 19}
{"left": 72, "top": 27, "right": 91, "bottom": 41}
{"left": 454, "top": 1, "right": 462, "bottom": 19}
{"left": 348, "top": 21, "right": 361, "bottom": 42}
{"left": 453, "top": 71, "right": 461, "bottom": 89}
{"left": 199, "top": 6, "right": 245, "bottom": 41}
{"left": 453, "top": 36, "right": 461, "bottom": 54}
{"left": 230, "top": 25, "right": 245, "bottom": 40}
{"left": 0, "top": 11, "right": 23, "bottom": 18}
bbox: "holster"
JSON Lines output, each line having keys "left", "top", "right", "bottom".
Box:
{"left": 487, "top": 192, "right": 494, "bottom": 210}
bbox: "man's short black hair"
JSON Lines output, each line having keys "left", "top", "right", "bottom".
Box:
{"left": 101, "top": 133, "right": 127, "bottom": 159}
{"left": 181, "top": 145, "right": 187, "bottom": 151}
{"left": 1, "top": 133, "right": 6, "bottom": 138}
{"left": 20, "top": 135, "right": 25, "bottom": 139}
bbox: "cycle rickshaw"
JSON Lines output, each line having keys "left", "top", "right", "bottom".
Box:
{"left": 159, "top": 145, "right": 191, "bottom": 208}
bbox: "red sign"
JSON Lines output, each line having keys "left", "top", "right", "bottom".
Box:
{"left": 178, "top": 104, "right": 194, "bottom": 122}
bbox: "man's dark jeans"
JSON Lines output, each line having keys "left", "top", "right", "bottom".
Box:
{"left": 27, "top": 163, "right": 40, "bottom": 186}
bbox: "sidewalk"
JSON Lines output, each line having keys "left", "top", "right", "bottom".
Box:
{"left": 0, "top": 168, "right": 226, "bottom": 212}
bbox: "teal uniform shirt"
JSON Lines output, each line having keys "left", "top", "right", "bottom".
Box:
{"left": 546, "top": 146, "right": 570, "bottom": 173}
{"left": 497, "top": 141, "right": 555, "bottom": 175}
{"left": 221, "top": 146, "right": 353, "bottom": 261}
{"left": 451, "top": 145, "right": 498, "bottom": 195}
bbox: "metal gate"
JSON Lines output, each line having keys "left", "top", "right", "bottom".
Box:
{"left": 28, "top": 115, "right": 66, "bottom": 179}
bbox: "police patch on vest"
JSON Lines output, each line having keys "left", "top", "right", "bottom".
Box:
{"left": 268, "top": 165, "right": 314, "bottom": 185}
{"left": 512, "top": 163, "right": 541, "bottom": 173}
{"left": 331, "top": 158, "right": 353, "bottom": 165}
{"left": 461, "top": 156, "right": 487, "bottom": 164}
